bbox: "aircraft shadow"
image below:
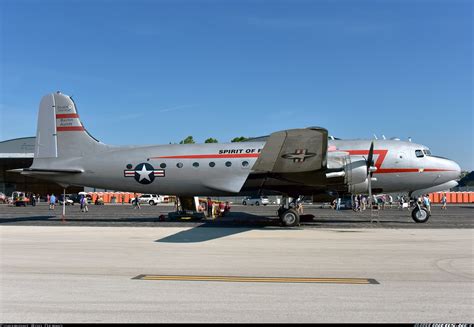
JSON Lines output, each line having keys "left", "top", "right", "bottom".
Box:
{"left": 0, "top": 216, "right": 56, "bottom": 223}
{"left": 155, "top": 224, "right": 254, "bottom": 243}
{"left": 156, "top": 212, "right": 288, "bottom": 243}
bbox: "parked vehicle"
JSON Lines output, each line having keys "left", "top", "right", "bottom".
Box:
{"left": 242, "top": 196, "right": 269, "bottom": 206}
{"left": 130, "top": 194, "right": 162, "bottom": 205}
{"left": 58, "top": 194, "right": 74, "bottom": 205}
{"left": 79, "top": 192, "right": 93, "bottom": 204}
{"left": 70, "top": 192, "right": 92, "bottom": 204}
{"left": 11, "top": 191, "right": 29, "bottom": 207}
{"left": 0, "top": 192, "right": 6, "bottom": 204}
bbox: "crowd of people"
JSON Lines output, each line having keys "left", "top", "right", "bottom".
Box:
{"left": 199, "top": 197, "right": 231, "bottom": 218}
{"left": 327, "top": 193, "right": 445, "bottom": 213}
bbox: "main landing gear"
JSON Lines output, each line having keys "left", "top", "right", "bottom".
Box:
{"left": 278, "top": 196, "right": 300, "bottom": 227}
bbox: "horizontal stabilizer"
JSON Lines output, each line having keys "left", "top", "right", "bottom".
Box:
{"left": 9, "top": 168, "right": 83, "bottom": 176}
{"left": 252, "top": 127, "right": 328, "bottom": 173}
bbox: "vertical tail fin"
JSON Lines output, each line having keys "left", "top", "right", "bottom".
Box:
{"left": 35, "top": 92, "right": 108, "bottom": 159}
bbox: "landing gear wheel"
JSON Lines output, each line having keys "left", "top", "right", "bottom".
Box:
{"left": 412, "top": 207, "right": 430, "bottom": 223}
{"left": 280, "top": 209, "right": 300, "bottom": 227}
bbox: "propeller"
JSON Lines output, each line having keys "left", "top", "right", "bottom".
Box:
{"left": 366, "top": 141, "right": 376, "bottom": 209}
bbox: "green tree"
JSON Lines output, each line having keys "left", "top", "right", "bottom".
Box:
{"left": 179, "top": 136, "right": 195, "bottom": 144}
{"left": 231, "top": 136, "right": 248, "bottom": 142}
{"left": 204, "top": 138, "right": 218, "bottom": 143}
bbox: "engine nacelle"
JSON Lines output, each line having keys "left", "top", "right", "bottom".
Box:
{"left": 344, "top": 159, "right": 367, "bottom": 186}
{"left": 348, "top": 179, "right": 369, "bottom": 193}
{"left": 326, "top": 153, "right": 369, "bottom": 192}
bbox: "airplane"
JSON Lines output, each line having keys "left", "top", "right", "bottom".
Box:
{"left": 13, "top": 92, "right": 461, "bottom": 226}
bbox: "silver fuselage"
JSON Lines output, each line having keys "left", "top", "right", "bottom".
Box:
{"left": 34, "top": 139, "right": 460, "bottom": 196}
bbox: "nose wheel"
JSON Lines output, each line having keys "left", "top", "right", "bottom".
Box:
{"left": 411, "top": 206, "right": 430, "bottom": 223}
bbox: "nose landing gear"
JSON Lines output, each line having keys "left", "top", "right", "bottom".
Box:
{"left": 411, "top": 205, "right": 430, "bottom": 223}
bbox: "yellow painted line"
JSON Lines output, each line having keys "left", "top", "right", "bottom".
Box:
{"left": 133, "top": 275, "right": 378, "bottom": 284}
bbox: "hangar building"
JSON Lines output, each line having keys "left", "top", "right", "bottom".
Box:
{"left": 0, "top": 137, "right": 82, "bottom": 196}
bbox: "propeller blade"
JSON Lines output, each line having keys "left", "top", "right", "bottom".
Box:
{"left": 367, "top": 141, "right": 374, "bottom": 209}
{"left": 367, "top": 141, "right": 374, "bottom": 172}
{"left": 368, "top": 173, "right": 372, "bottom": 207}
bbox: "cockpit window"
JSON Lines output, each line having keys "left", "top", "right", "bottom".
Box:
{"left": 415, "top": 150, "right": 424, "bottom": 158}
{"left": 423, "top": 149, "right": 432, "bottom": 156}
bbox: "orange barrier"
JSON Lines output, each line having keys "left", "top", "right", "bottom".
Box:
{"left": 428, "top": 192, "right": 474, "bottom": 203}
{"left": 86, "top": 192, "right": 144, "bottom": 204}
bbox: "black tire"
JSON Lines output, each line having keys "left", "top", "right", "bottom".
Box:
{"left": 280, "top": 209, "right": 300, "bottom": 227}
{"left": 243, "top": 201, "right": 247, "bottom": 205}
{"left": 256, "top": 202, "right": 260, "bottom": 206}
{"left": 411, "top": 207, "right": 430, "bottom": 223}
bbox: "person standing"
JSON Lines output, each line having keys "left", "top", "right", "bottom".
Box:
{"left": 207, "top": 197, "right": 213, "bottom": 217}
{"left": 80, "top": 195, "right": 89, "bottom": 212}
{"left": 49, "top": 194, "right": 56, "bottom": 210}
{"left": 441, "top": 193, "right": 447, "bottom": 210}
{"left": 423, "top": 194, "right": 431, "bottom": 214}
{"left": 133, "top": 193, "right": 140, "bottom": 209}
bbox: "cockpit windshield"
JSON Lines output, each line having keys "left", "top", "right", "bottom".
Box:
{"left": 415, "top": 150, "right": 424, "bottom": 158}
{"left": 423, "top": 149, "right": 432, "bottom": 156}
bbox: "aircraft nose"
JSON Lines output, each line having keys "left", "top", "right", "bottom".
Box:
{"left": 442, "top": 159, "right": 462, "bottom": 181}
{"left": 451, "top": 160, "right": 462, "bottom": 180}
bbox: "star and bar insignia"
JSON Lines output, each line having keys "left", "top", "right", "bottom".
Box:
{"left": 124, "top": 163, "right": 165, "bottom": 184}
{"left": 281, "top": 149, "right": 316, "bottom": 163}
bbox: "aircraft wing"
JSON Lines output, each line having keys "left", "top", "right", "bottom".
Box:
{"left": 252, "top": 127, "right": 328, "bottom": 173}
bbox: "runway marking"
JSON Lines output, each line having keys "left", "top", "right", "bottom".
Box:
{"left": 132, "top": 274, "right": 379, "bottom": 284}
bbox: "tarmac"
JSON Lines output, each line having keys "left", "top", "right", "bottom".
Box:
{"left": 1, "top": 203, "right": 473, "bottom": 323}
{"left": 0, "top": 202, "right": 473, "bottom": 228}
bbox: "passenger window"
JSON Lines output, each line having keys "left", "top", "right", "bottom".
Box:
{"left": 160, "top": 163, "right": 166, "bottom": 169}
{"left": 209, "top": 162, "right": 215, "bottom": 167}
{"left": 176, "top": 162, "right": 183, "bottom": 168}
{"left": 242, "top": 161, "right": 249, "bottom": 167}
{"left": 225, "top": 161, "right": 232, "bottom": 167}
{"left": 415, "top": 150, "right": 424, "bottom": 158}
{"left": 193, "top": 162, "right": 199, "bottom": 168}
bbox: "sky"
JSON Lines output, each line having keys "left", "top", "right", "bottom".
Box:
{"left": 0, "top": 0, "right": 472, "bottom": 170}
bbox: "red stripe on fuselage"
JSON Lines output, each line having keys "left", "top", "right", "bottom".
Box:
{"left": 56, "top": 114, "right": 79, "bottom": 119}
{"left": 57, "top": 126, "right": 84, "bottom": 131}
{"left": 342, "top": 149, "right": 454, "bottom": 174}
{"left": 151, "top": 154, "right": 260, "bottom": 159}
{"left": 377, "top": 168, "right": 455, "bottom": 174}
{"left": 346, "top": 149, "right": 388, "bottom": 169}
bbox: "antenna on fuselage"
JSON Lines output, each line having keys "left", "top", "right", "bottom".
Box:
{"left": 373, "top": 134, "right": 378, "bottom": 140}
{"left": 382, "top": 135, "right": 386, "bottom": 140}
{"left": 408, "top": 137, "right": 412, "bottom": 142}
